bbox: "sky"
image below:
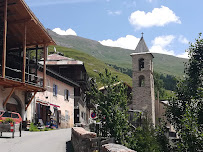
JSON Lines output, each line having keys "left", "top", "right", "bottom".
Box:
{"left": 25, "top": 0, "right": 203, "bottom": 58}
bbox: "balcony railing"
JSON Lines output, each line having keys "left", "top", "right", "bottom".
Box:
{"left": 0, "top": 64, "right": 43, "bottom": 87}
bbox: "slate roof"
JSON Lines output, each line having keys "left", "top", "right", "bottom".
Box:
{"left": 135, "top": 37, "right": 149, "bottom": 53}
{"left": 39, "top": 54, "right": 83, "bottom": 65}
{"left": 130, "top": 37, "right": 154, "bottom": 57}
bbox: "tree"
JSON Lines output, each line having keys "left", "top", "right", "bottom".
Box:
{"left": 166, "top": 34, "right": 203, "bottom": 151}
{"left": 87, "top": 69, "right": 170, "bottom": 152}
{"left": 87, "top": 69, "right": 130, "bottom": 145}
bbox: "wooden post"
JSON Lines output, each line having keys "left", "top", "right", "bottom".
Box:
{"left": 3, "top": 87, "right": 15, "bottom": 107}
{"left": 25, "top": 91, "right": 37, "bottom": 111}
{"left": 2, "top": 0, "right": 7, "bottom": 78}
{"left": 22, "top": 22, "right": 27, "bottom": 82}
{"left": 43, "top": 44, "right": 47, "bottom": 89}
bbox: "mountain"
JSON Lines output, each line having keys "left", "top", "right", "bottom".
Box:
{"left": 48, "top": 29, "right": 188, "bottom": 78}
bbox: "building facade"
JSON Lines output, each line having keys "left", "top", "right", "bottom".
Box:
{"left": 0, "top": 0, "right": 55, "bottom": 122}
{"left": 130, "top": 37, "right": 156, "bottom": 125}
{"left": 26, "top": 69, "right": 79, "bottom": 128}
{"left": 39, "top": 53, "right": 91, "bottom": 126}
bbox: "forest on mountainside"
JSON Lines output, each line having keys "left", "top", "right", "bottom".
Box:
{"left": 108, "top": 64, "right": 177, "bottom": 99}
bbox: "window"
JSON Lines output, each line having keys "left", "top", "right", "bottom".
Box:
{"left": 12, "top": 114, "right": 19, "bottom": 118}
{"left": 139, "top": 58, "right": 144, "bottom": 71}
{"left": 139, "top": 75, "right": 145, "bottom": 87}
{"left": 39, "top": 79, "right": 43, "bottom": 87}
{"left": 65, "top": 110, "right": 69, "bottom": 121}
{"left": 53, "top": 84, "right": 58, "bottom": 96}
{"left": 64, "top": 89, "right": 70, "bottom": 100}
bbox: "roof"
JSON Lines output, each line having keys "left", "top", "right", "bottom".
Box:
{"left": 39, "top": 54, "right": 83, "bottom": 65}
{"left": 0, "top": 0, "right": 56, "bottom": 49}
{"left": 135, "top": 37, "right": 149, "bottom": 53}
{"left": 130, "top": 37, "right": 154, "bottom": 57}
{"left": 130, "top": 52, "right": 154, "bottom": 58}
{"left": 99, "top": 82, "right": 132, "bottom": 91}
{"left": 160, "top": 100, "right": 169, "bottom": 105}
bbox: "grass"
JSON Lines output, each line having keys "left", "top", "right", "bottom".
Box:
{"left": 29, "top": 123, "right": 53, "bottom": 132}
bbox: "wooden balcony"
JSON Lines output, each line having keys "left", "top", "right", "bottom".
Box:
{"left": 0, "top": 64, "right": 45, "bottom": 92}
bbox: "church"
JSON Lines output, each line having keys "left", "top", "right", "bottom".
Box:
{"left": 130, "top": 35, "right": 156, "bottom": 125}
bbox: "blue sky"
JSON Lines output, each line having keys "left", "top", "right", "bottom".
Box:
{"left": 25, "top": 0, "right": 203, "bottom": 58}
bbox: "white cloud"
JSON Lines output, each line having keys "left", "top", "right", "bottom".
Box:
{"left": 99, "top": 35, "right": 140, "bottom": 50}
{"left": 178, "top": 35, "right": 189, "bottom": 44}
{"left": 149, "top": 35, "right": 175, "bottom": 55}
{"left": 176, "top": 52, "right": 189, "bottom": 59}
{"left": 108, "top": 10, "right": 122, "bottom": 16}
{"left": 52, "top": 28, "right": 77, "bottom": 36}
{"left": 129, "top": 6, "right": 181, "bottom": 30}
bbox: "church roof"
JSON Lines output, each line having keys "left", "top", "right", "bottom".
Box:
{"left": 135, "top": 37, "right": 149, "bottom": 53}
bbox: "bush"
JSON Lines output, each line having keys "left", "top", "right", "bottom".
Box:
{"left": 29, "top": 123, "right": 40, "bottom": 132}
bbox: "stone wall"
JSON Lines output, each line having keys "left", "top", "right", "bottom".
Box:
{"left": 102, "top": 143, "right": 136, "bottom": 152}
{"left": 71, "top": 127, "right": 96, "bottom": 152}
{"left": 71, "top": 127, "right": 136, "bottom": 152}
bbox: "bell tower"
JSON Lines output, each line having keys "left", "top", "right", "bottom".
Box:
{"left": 130, "top": 36, "right": 155, "bottom": 125}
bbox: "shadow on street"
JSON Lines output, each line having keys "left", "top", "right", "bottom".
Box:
{"left": 66, "top": 141, "right": 74, "bottom": 152}
{"left": 0, "top": 136, "right": 12, "bottom": 139}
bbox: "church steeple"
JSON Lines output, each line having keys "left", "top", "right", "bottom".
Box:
{"left": 130, "top": 35, "right": 155, "bottom": 125}
{"left": 135, "top": 36, "right": 149, "bottom": 53}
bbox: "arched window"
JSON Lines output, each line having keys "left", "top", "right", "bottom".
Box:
{"left": 139, "top": 58, "right": 144, "bottom": 71}
{"left": 139, "top": 75, "right": 145, "bottom": 87}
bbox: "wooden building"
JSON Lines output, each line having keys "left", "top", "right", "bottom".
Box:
{"left": 0, "top": 0, "right": 55, "bottom": 120}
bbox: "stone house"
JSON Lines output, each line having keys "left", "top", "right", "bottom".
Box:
{"left": 39, "top": 54, "right": 91, "bottom": 126}
{"left": 26, "top": 67, "right": 79, "bottom": 128}
{"left": 0, "top": 0, "right": 55, "bottom": 122}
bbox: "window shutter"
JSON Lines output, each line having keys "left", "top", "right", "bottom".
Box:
{"left": 68, "top": 90, "right": 70, "bottom": 100}
{"left": 56, "top": 85, "right": 58, "bottom": 96}
{"left": 53, "top": 84, "right": 55, "bottom": 96}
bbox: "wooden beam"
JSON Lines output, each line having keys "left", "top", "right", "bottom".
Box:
{"left": 2, "top": 0, "right": 7, "bottom": 78}
{"left": 8, "top": 18, "right": 31, "bottom": 24}
{"left": 3, "top": 87, "right": 15, "bottom": 107}
{"left": 22, "top": 22, "right": 27, "bottom": 82}
{"left": 43, "top": 44, "right": 47, "bottom": 89}
{"left": 25, "top": 91, "right": 37, "bottom": 111}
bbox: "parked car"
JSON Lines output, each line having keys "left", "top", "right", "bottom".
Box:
{"left": 0, "top": 111, "right": 22, "bottom": 124}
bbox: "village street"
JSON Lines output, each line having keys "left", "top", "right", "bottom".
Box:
{"left": 0, "top": 128, "right": 72, "bottom": 152}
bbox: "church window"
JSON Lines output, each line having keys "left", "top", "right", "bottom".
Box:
{"left": 139, "top": 75, "right": 145, "bottom": 87}
{"left": 139, "top": 58, "right": 144, "bottom": 71}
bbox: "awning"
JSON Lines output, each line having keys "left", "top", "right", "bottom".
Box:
{"left": 36, "top": 100, "right": 60, "bottom": 108}
{"left": 50, "top": 104, "right": 60, "bottom": 108}
{"left": 36, "top": 100, "right": 49, "bottom": 106}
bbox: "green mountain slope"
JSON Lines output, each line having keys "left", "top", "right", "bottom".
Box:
{"left": 48, "top": 45, "right": 132, "bottom": 87}
{"left": 48, "top": 29, "right": 188, "bottom": 78}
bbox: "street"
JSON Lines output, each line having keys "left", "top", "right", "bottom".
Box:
{"left": 0, "top": 128, "right": 73, "bottom": 152}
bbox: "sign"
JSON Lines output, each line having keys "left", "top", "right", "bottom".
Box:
{"left": 91, "top": 112, "right": 96, "bottom": 119}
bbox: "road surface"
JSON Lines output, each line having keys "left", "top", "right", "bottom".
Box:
{"left": 0, "top": 128, "right": 73, "bottom": 152}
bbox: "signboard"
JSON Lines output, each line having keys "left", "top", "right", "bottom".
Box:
{"left": 91, "top": 112, "right": 96, "bottom": 119}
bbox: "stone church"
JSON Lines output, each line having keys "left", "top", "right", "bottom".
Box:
{"left": 130, "top": 36, "right": 156, "bottom": 125}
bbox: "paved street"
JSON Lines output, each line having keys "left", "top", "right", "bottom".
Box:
{"left": 0, "top": 128, "right": 72, "bottom": 152}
